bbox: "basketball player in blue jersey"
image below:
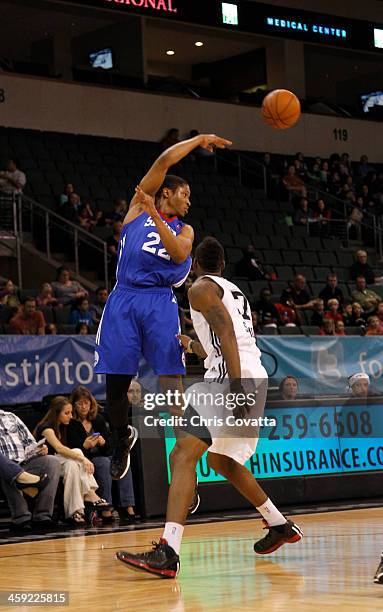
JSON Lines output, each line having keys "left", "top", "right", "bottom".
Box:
{"left": 94, "top": 133, "right": 232, "bottom": 482}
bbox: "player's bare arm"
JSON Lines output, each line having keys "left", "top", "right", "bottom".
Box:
{"left": 134, "top": 186, "right": 194, "bottom": 263}
{"left": 188, "top": 279, "right": 242, "bottom": 381}
{"left": 124, "top": 134, "right": 232, "bottom": 222}
{"left": 177, "top": 334, "right": 208, "bottom": 359}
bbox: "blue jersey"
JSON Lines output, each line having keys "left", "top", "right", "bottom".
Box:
{"left": 115, "top": 212, "right": 191, "bottom": 288}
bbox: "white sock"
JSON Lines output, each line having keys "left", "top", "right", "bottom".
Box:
{"left": 162, "top": 522, "right": 184, "bottom": 555}
{"left": 256, "top": 498, "right": 287, "bottom": 527}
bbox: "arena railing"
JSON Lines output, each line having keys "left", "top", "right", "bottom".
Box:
{"left": 2, "top": 194, "right": 109, "bottom": 289}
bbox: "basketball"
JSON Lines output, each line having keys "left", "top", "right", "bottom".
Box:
{"left": 262, "top": 89, "right": 301, "bottom": 129}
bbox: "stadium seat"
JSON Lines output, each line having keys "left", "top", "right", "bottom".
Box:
{"left": 345, "top": 327, "right": 363, "bottom": 336}
{"left": 278, "top": 326, "right": 302, "bottom": 335}
{"left": 54, "top": 306, "right": 72, "bottom": 325}
{"left": 301, "top": 325, "right": 321, "bottom": 336}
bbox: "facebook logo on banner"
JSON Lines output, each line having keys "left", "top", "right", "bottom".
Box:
{"left": 266, "top": 17, "right": 348, "bottom": 39}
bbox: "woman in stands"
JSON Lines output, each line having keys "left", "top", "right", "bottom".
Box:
{"left": 35, "top": 396, "right": 111, "bottom": 525}
{"left": 68, "top": 387, "right": 136, "bottom": 522}
{"left": 52, "top": 266, "right": 88, "bottom": 306}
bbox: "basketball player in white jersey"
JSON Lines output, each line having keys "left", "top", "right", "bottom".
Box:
{"left": 117, "top": 237, "right": 302, "bottom": 578}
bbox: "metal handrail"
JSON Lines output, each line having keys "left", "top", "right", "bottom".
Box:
{"left": 18, "top": 194, "right": 110, "bottom": 288}
{"left": 215, "top": 149, "right": 268, "bottom": 194}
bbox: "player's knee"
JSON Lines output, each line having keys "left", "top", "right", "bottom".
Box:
{"left": 208, "top": 453, "right": 234, "bottom": 476}
{"left": 172, "top": 441, "right": 200, "bottom": 468}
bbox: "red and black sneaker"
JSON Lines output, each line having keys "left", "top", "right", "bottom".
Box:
{"left": 254, "top": 519, "right": 303, "bottom": 554}
{"left": 116, "top": 539, "right": 180, "bottom": 579}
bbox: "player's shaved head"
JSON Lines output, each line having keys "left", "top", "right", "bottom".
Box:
{"left": 195, "top": 237, "right": 225, "bottom": 273}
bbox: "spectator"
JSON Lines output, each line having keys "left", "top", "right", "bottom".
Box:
{"left": 350, "top": 302, "right": 367, "bottom": 328}
{"left": 350, "top": 250, "right": 376, "bottom": 285}
{"left": 340, "top": 153, "right": 352, "bottom": 175}
{"left": 45, "top": 323, "right": 58, "bottom": 335}
{"left": 59, "top": 183, "right": 75, "bottom": 207}
{"left": 351, "top": 276, "right": 381, "bottom": 311}
{"left": 36, "top": 283, "right": 58, "bottom": 308}
{"left": 357, "top": 155, "right": 375, "bottom": 179}
{"left": 251, "top": 311, "right": 260, "bottom": 335}
{"left": 319, "top": 274, "right": 344, "bottom": 309}
{"left": 281, "top": 275, "right": 314, "bottom": 312}
{"left": 89, "top": 287, "right": 109, "bottom": 325}
{"left": 343, "top": 303, "right": 354, "bottom": 327}
{"left": 347, "top": 199, "right": 364, "bottom": 240}
{"left": 365, "top": 315, "right": 383, "bottom": 336}
{"left": 68, "top": 387, "right": 135, "bottom": 522}
{"left": 348, "top": 372, "right": 370, "bottom": 398}
{"left": 312, "top": 199, "right": 331, "bottom": 222}
{"left": 306, "top": 161, "right": 321, "bottom": 185}
{"left": 160, "top": 128, "right": 179, "bottom": 151}
{"left": 283, "top": 166, "right": 307, "bottom": 197}
{"left": 320, "top": 160, "right": 330, "bottom": 185}
{"left": 107, "top": 221, "right": 123, "bottom": 280}
{"left": 335, "top": 320, "right": 346, "bottom": 336}
{"left": 9, "top": 297, "right": 45, "bottom": 335}
{"left": 0, "top": 451, "right": 48, "bottom": 499}
{"left": 376, "top": 302, "right": 383, "bottom": 330}
{"left": 324, "top": 299, "right": 343, "bottom": 323}
{"left": 70, "top": 297, "right": 93, "bottom": 330}
{"left": 76, "top": 323, "right": 91, "bottom": 335}
{"left": 253, "top": 289, "right": 280, "bottom": 328}
{"left": 127, "top": 379, "right": 144, "bottom": 410}
{"left": 329, "top": 171, "right": 342, "bottom": 196}
{"left": 61, "top": 192, "right": 81, "bottom": 223}
{"left": 52, "top": 267, "right": 88, "bottom": 306}
{"left": 275, "top": 295, "right": 297, "bottom": 326}
{"left": 279, "top": 376, "right": 299, "bottom": 401}
{"left": 0, "top": 159, "right": 26, "bottom": 195}
{"left": 105, "top": 198, "right": 128, "bottom": 226}
{"left": 235, "top": 245, "right": 271, "bottom": 280}
{"left": 319, "top": 319, "right": 336, "bottom": 336}
{"left": 0, "top": 410, "right": 60, "bottom": 532}
{"left": 35, "top": 396, "right": 111, "bottom": 525}
{"left": 311, "top": 299, "right": 325, "bottom": 327}
{"left": 293, "top": 197, "right": 310, "bottom": 226}
{"left": 0, "top": 279, "right": 20, "bottom": 309}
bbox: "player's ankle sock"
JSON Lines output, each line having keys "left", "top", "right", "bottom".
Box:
{"left": 162, "top": 522, "right": 184, "bottom": 555}
{"left": 256, "top": 499, "right": 287, "bottom": 527}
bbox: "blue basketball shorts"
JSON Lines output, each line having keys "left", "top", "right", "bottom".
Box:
{"left": 93, "top": 285, "right": 185, "bottom": 376}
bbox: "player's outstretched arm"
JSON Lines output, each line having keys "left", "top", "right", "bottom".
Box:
{"left": 129, "top": 134, "right": 232, "bottom": 209}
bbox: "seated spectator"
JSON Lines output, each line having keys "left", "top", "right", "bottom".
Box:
{"left": 351, "top": 276, "right": 381, "bottom": 311}
{"left": 320, "top": 160, "right": 330, "bottom": 185}
{"left": 324, "top": 299, "right": 343, "bottom": 323}
{"left": 235, "top": 245, "right": 271, "bottom": 280}
{"left": 365, "top": 315, "right": 383, "bottom": 336}
{"left": 0, "top": 410, "right": 60, "bottom": 532}
{"left": 319, "top": 274, "right": 344, "bottom": 309}
{"left": 279, "top": 376, "right": 299, "bottom": 401}
{"left": 348, "top": 372, "right": 370, "bottom": 398}
{"left": 283, "top": 166, "right": 307, "bottom": 197}
{"left": 0, "top": 158, "right": 26, "bottom": 195}
{"left": 343, "top": 303, "right": 354, "bottom": 326}
{"left": 335, "top": 320, "right": 346, "bottom": 336}
{"left": 89, "top": 287, "right": 109, "bottom": 325}
{"left": 61, "top": 192, "right": 82, "bottom": 223}
{"left": 107, "top": 221, "right": 123, "bottom": 280}
{"left": 357, "top": 155, "right": 375, "bottom": 179}
{"left": 76, "top": 322, "right": 91, "bottom": 335}
{"left": 105, "top": 198, "right": 128, "bottom": 225}
{"left": 312, "top": 199, "right": 331, "bottom": 223}
{"left": 293, "top": 197, "right": 310, "bottom": 226}
{"left": 127, "top": 378, "right": 144, "bottom": 410}
{"left": 59, "top": 183, "right": 75, "bottom": 207}
{"left": 9, "top": 297, "right": 45, "bottom": 335}
{"left": 306, "top": 162, "right": 321, "bottom": 185}
{"left": 70, "top": 297, "right": 93, "bottom": 330}
{"left": 340, "top": 152, "right": 353, "bottom": 175}
{"left": 350, "top": 250, "right": 376, "bottom": 285}
{"left": 251, "top": 311, "right": 260, "bottom": 335}
{"left": 311, "top": 299, "right": 325, "bottom": 327}
{"left": 293, "top": 159, "right": 307, "bottom": 181}
{"left": 253, "top": 289, "right": 280, "bottom": 328}
{"left": 350, "top": 302, "right": 367, "bottom": 328}
{"left": 275, "top": 295, "right": 297, "bottom": 326}
{"left": 319, "top": 319, "right": 336, "bottom": 336}
{"left": 160, "top": 128, "right": 179, "bottom": 151}
{"left": 329, "top": 171, "right": 342, "bottom": 196}
{"left": 52, "top": 266, "right": 88, "bottom": 306}
{"left": 0, "top": 451, "right": 47, "bottom": 499}
{"left": 45, "top": 323, "right": 58, "bottom": 335}
{"left": 36, "top": 282, "right": 58, "bottom": 308}
{"left": 347, "top": 199, "right": 363, "bottom": 239}
{"left": 281, "top": 275, "right": 314, "bottom": 312}
{"left": 35, "top": 396, "right": 111, "bottom": 525}
{"left": 0, "top": 279, "right": 20, "bottom": 309}
{"left": 68, "top": 387, "right": 135, "bottom": 522}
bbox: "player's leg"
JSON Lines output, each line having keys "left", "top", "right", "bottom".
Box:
{"left": 117, "top": 432, "right": 209, "bottom": 578}
{"left": 207, "top": 451, "right": 302, "bottom": 553}
{"left": 106, "top": 374, "right": 138, "bottom": 480}
{"left": 374, "top": 553, "right": 383, "bottom": 584}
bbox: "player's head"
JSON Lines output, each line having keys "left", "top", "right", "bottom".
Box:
{"left": 156, "top": 175, "right": 190, "bottom": 217}
{"left": 194, "top": 237, "right": 225, "bottom": 277}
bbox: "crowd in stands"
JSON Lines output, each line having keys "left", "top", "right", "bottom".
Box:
{"left": 0, "top": 382, "right": 140, "bottom": 533}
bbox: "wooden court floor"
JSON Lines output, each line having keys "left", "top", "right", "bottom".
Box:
{"left": 1, "top": 508, "right": 383, "bottom": 611}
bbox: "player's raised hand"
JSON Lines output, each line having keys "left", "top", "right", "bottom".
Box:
{"left": 199, "top": 134, "right": 233, "bottom": 152}
{"left": 135, "top": 185, "right": 158, "bottom": 217}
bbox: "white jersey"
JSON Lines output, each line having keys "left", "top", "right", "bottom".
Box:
{"left": 190, "top": 275, "right": 262, "bottom": 380}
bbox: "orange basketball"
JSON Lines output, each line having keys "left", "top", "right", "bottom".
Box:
{"left": 261, "top": 89, "right": 301, "bottom": 129}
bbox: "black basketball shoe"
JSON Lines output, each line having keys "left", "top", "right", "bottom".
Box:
{"left": 188, "top": 475, "right": 200, "bottom": 515}
{"left": 374, "top": 554, "right": 383, "bottom": 584}
{"left": 116, "top": 539, "right": 180, "bottom": 579}
{"left": 254, "top": 519, "right": 303, "bottom": 554}
{"left": 110, "top": 425, "right": 138, "bottom": 480}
